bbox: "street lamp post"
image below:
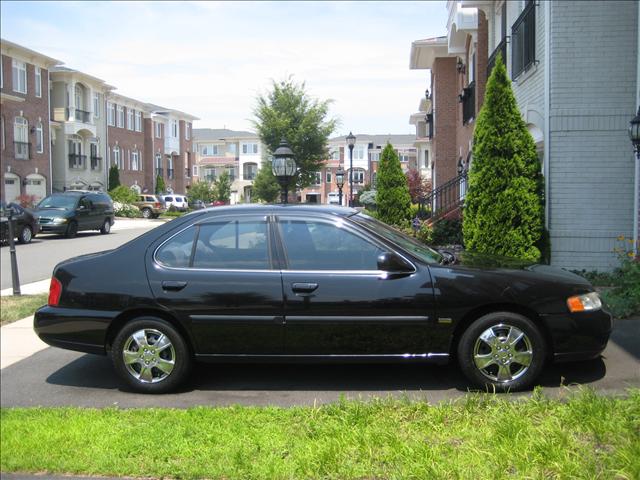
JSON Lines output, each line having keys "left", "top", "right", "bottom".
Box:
{"left": 346, "top": 132, "right": 356, "bottom": 207}
{"left": 335, "top": 167, "right": 345, "bottom": 206}
{"left": 272, "top": 138, "right": 297, "bottom": 204}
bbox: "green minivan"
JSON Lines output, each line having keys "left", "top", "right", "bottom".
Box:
{"left": 34, "top": 191, "right": 115, "bottom": 238}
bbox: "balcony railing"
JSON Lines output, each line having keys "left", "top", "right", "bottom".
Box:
{"left": 90, "top": 156, "right": 102, "bottom": 171}
{"left": 461, "top": 81, "right": 475, "bottom": 125}
{"left": 167, "top": 168, "right": 175, "bottom": 179}
{"left": 155, "top": 168, "right": 164, "bottom": 177}
{"left": 511, "top": 0, "right": 536, "bottom": 78}
{"left": 74, "top": 108, "right": 91, "bottom": 123}
{"left": 487, "top": 36, "right": 508, "bottom": 78}
{"left": 68, "top": 154, "right": 87, "bottom": 169}
{"left": 14, "top": 141, "right": 30, "bottom": 160}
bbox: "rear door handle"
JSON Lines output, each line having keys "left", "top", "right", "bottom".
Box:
{"left": 162, "top": 281, "right": 187, "bottom": 291}
{"left": 291, "top": 282, "right": 318, "bottom": 294}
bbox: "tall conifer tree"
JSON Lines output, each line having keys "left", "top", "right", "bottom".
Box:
{"left": 376, "top": 143, "right": 411, "bottom": 226}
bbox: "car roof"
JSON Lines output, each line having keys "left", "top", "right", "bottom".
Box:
{"left": 196, "top": 204, "right": 358, "bottom": 217}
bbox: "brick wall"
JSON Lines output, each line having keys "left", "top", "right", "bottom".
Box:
{"left": 1, "top": 54, "right": 51, "bottom": 202}
{"left": 433, "top": 57, "right": 458, "bottom": 188}
{"left": 107, "top": 108, "right": 146, "bottom": 192}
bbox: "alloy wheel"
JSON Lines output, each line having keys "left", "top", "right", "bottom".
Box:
{"left": 472, "top": 323, "right": 533, "bottom": 383}
{"left": 122, "top": 328, "right": 176, "bottom": 383}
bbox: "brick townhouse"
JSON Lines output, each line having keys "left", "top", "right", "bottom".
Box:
{"left": 1, "top": 39, "right": 61, "bottom": 203}
{"left": 410, "top": 0, "right": 639, "bottom": 271}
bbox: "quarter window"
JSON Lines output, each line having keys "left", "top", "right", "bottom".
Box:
{"left": 156, "top": 227, "right": 196, "bottom": 268}
{"left": 278, "top": 219, "right": 383, "bottom": 270}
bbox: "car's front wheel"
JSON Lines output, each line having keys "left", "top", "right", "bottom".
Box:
{"left": 457, "top": 312, "right": 546, "bottom": 392}
{"left": 111, "top": 317, "right": 192, "bottom": 393}
{"left": 65, "top": 221, "right": 78, "bottom": 239}
{"left": 18, "top": 225, "right": 32, "bottom": 244}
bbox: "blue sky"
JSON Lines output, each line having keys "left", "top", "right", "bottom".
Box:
{"left": 1, "top": 1, "right": 448, "bottom": 135}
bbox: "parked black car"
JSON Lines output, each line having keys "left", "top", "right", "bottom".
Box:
{"left": 34, "top": 191, "right": 114, "bottom": 238}
{"left": 0, "top": 201, "right": 39, "bottom": 244}
{"left": 34, "top": 205, "right": 612, "bottom": 393}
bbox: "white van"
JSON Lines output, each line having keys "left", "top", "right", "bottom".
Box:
{"left": 161, "top": 194, "right": 188, "bottom": 211}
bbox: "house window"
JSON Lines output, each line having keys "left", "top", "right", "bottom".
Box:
{"left": 36, "top": 122, "right": 43, "bottom": 153}
{"left": 330, "top": 149, "right": 340, "bottom": 161}
{"left": 312, "top": 172, "right": 321, "bottom": 185}
{"left": 185, "top": 122, "right": 191, "bottom": 140}
{"left": 352, "top": 170, "right": 364, "bottom": 184}
{"left": 113, "top": 146, "right": 122, "bottom": 169}
{"left": 171, "top": 120, "right": 178, "bottom": 138}
{"left": 117, "top": 105, "right": 124, "bottom": 128}
{"left": 34, "top": 67, "right": 42, "bottom": 98}
{"left": 511, "top": 0, "right": 536, "bottom": 78}
{"left": 135, "top": 111, "right": 142, "bottom": 132}
{"left": 127, "top": 108, "right": 134, "bottom": 130}
{"left": 227, "top": 143, "right": 237, "bottom": 155}
{"left": 193, "top": 165, "right": 199, "bottom": 177}
{"left": 326, "top": 172, "right": 332, "bottom": 183}
{"left": 399, "top": 153, "right": 410, "bottom": 163}
{"left": 131, "top": 150, "right": 140, "bottom": 171}
{"left": 353, "top": 145, "right": 365, "bottom": 160}
{"left": 68, "top": 139, "right": 84, "bottom": 169}
{"left": 242, "top": 143, "right": 258, "bottom": 154}
{"left": 14, "top": 117, "right": 29, "bottom": 159}
{"left": 12, "top": 60, "right": 27, "bottom": 94}
{"left": 1, "top": 116, "right": 4, "bottom": 150}
{"left": 200, "top": 144, "right": 219, "bottom": 156}
{"left": 93, "top": 93, "right": 100, "bottom": 118}
{"left": 155, "top": 121, "right": 162, "bottom": 138}
{"left": 167, "top": 156, "right": 174, "bottom": 179}
{"left": 107, "top": 102, "right": 115, "bottom": 126}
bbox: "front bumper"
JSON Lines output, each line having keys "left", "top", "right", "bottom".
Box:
{"left": 541, "top": 309, "right": 613, "bottom": 362}
{"left": 39, "top": 224, "right": 68, "bottom": 234}
{"left": 34, "top": 305, "right": 118, "bottom": 355}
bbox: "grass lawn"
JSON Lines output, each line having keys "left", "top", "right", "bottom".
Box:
{"left": 1, "top": 388, "right": 638, "bottom": 479}
{"left": 0, "top": 293, "right": 48, "bottom": 326}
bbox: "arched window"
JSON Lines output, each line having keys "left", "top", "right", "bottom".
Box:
{"left": 14, "top": 117, "right": 28, "bottom": 159}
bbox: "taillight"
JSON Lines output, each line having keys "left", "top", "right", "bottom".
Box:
{"left": 155, "top": 202, "right": 161, "bottom": 208}
{"left": 48, "top": 277, "right": 62, "bottom": 306}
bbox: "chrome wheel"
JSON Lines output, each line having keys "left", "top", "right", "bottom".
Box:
{"left": 19, "top": 226, "right": 32, "bottom": 244}
{"left": 473, "top": 323, "right": 533, "bottom": 383}
{"left": 122, "top": 328, "right": 175, "bottom": 384}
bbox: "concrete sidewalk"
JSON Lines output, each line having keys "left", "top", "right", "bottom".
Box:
{"left": 0, "top": 315, "right": 47, "bottom": 369}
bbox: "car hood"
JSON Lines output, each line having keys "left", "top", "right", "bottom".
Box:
{"left": 33, "top": 208, "right": 72, "bottom": 218}
{"left": 455, "top": 251, "right": 591, "bottom": 287}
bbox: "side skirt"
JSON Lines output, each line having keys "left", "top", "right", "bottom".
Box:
{"left": 194, "top": 353, "right": 450, "bottom": 365}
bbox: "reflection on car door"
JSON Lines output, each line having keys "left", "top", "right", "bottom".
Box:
{"left": 146, "top": 215, "right": 285, "bottom": 354}
{"left": 276, "top": 215, "right": 437, "bottom": 355}
{"left": 76, "top": 196, "right": 92, "bottom": 230}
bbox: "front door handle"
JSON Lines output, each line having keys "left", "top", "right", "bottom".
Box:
{"left": 162, "top": 281, "right": 187, "bottom": 291}
{"left": 291, "top": 282, "right": 318, "bottom": 294}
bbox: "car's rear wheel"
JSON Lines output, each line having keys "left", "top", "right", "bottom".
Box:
{"left": 111, "top": 317, "right": 192, "bottom": 393}
{"left": 100, "top": 218, "right": 111, "bottom": 234}
{"left": 18, "top": 225, "right": 32, "bottom": 244}
{"left": 141, "top": 208, "right": 152, "bottom": 219}
{"left": 65, "top": 221, "right": 78, "bottom": 239}
{"left": 457, "top": 312, "right": 546, "bottom": 392}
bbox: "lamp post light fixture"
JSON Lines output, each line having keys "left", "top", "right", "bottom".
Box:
{"left": 346, "top": 131, "right": 356, "bottom": 207}
{"left": 335, "top": 167, "right": 345, "bottom": 206}
{"left": 629, "top": 106, "right": 640, "bottom": 160}
{"left": 271, "top": 138, "right": 297, "bottom": 204}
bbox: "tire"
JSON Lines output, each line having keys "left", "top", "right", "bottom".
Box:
{"left": 100, "top": 218, "right": 111, "bottom": 234}
{"left": 65, "top": 221, "right": 78, "bottom": 239}
{"left": 142, "top": 208, "right": 152, "bottom": 219}
{"left": 17, "top": 225, "right": 32, "bottom": 244}
{"left": 457, "top": 311, "right": 546, "bottom": 392}
{"left": 111, "top": 317, "right": 192, "bottom": 394}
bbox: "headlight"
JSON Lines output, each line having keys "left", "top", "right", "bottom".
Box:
{"left": 52, "top": 217, "right": 68, "bottom": 224}
{"left": 567, "top": 292, "right": 602, "bottom": 312}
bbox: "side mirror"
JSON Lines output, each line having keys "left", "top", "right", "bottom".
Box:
{"left": 438, "top": 249, "right": 457, "bottom": 265}
{"left": 377, "top": 252, "right": 414, "bottom": 274}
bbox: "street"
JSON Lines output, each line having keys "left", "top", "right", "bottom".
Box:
{"left": 0, "top": 219, "right": 162, "bottom": 290}
{"left": 1, "top": 318, "right": 638, "bottom": 408}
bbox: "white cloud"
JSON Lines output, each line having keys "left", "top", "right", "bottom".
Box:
{"left": 1, "top": 1, "right": 446, "bottom": 133}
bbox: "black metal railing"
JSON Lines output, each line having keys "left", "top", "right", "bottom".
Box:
{"left": 68, "top": 154, "right": 87, "bottom": 169}
{"left": 167, "top": 168, "right": 175, "bottom": 179}
{"left": 462, "top": 82, "right": 475, "bottom": 125}
{"left": 419, "top": 172, "right": 467, "bottom": 221}
{"left": 90, "top": 156, "right": 102, "bottom": 171}
{"left": 74, "top": 108, "right": 91, "bottom": 123}
{"left": 487, "top": 36, "right": 508, "bottom": 78}
{"left": 511, "top": 0, "right": 536, "bottom": 78}
{"left": 155, "top": 168, "right": 164, "bottom": 177}
{"left": 14, "top": 141, "right": 30, "bottom": 160}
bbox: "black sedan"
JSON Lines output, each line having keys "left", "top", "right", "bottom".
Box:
{"left": 34, "top": 205, "right": 612, "bottom": 393}
{"left": 0, "top": 201, "right": 39, "bottom": 244}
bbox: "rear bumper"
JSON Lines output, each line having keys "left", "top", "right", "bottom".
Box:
{"left": 34, "top": 305, "right": 118, "bottom": 355}
{"left": 541, "top": 309, "right": 613, "bottom": 362}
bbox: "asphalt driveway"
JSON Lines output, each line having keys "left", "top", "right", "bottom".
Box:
{"left": 1, "top": 318, "right": 638, "bottom": 408}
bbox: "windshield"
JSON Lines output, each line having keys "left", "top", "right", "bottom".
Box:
{"left": 37, "top": 195, "right": 78, "bottom": 209}
{"left": 350, "top": 212, "right": 443, "bottom": 265}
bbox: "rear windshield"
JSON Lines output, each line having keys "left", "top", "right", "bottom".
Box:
{"left": 37, "top": 195, "right": 78, "bottom": 209}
